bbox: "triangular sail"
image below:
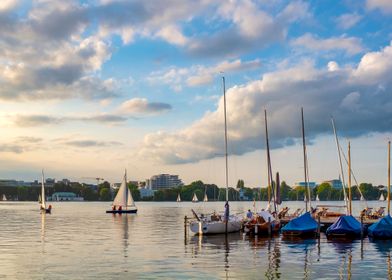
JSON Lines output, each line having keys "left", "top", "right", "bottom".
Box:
{"left": 192, "top": 193, "right": 198, "bottom": 202}
{"left": 316, "top": 194, "right": 320, "bottom": 201}
{"left": 41, "top": 170, "right": 46, "bottom": 209}
{"left": 113, "top": 171, "right": 128, "bottom": 207}
{"left": 177, "top": 193, "right": 181, "bottom": 202}
{"left": 2, "top": 194, "right": 7, "bottom": 201}
{"left": 203, "top": 193, "right": 208, "bottom": 202}
{"left": 127, "top": 188, "right": 135, "bottom": 207}
{"left": 380, "top": 193, "right": 385, "bottom": 201}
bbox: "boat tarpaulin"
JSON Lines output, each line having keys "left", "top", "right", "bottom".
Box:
{"left": 368, "top": 215, "right": 392, "bottom": 238}
{"left": 281, "top": 212, "right": 317, "bottom": 233}
{"left": 326, "top": 215, "right": 361, "bottom": 236}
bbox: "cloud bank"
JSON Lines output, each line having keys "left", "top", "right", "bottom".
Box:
{"left": 138, "top": 42, "right": 392, "bottom": 164}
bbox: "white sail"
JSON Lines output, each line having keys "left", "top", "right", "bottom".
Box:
{"left": 41, "top": 170, "right": 46, "bottom": 209}
{"left": 113, "top": 170, "right": 128, "bottom": 207}
{"left": 192, "top": 193, "right": 198, "bottom": 202}
{"left": 203, "top": 193, "right": 208, "bottom": 202}
{"left": 360, "top": 194, "right": 364, "bottom": 201}
{"left": 127, "top": 187, "right": 135, "bottom": 207}
{"left": 316, "top": 194, "right": 320, "bottom": 201}
{"left": 2, "top": 194, "right": 7, "bottom": 201}
{"left": 379, "top": 193, "right": 385, "bottom": 201}
{"left": 177, "top": 193, "right": 181, "bottom": 202}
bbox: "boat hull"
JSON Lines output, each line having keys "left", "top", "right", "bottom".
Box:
{"left": 190, "top": 220, "right": 241, "bottom": 235}
{"left": 106, "top": 209, "right": 137, "bottom": 214}
{"left": 244, "top": 222, "right": 281, "bottom": 236}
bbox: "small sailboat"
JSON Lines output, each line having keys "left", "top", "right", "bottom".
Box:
{"left": 192, "top": 193, "right": 199, "bottom": 203}
{"left": 203, "top": 193, "right": 208, "bottom": 202}
{"left": 40, "top": 170, "right": 52, "bottom": 214}
{"left": 106, "top": 170, "right": 137, "bottom": 214}
{"left": 380, "top": 193, "right": 386, "bottom": 201}
{"left": 326, "top": 142, "right": 362, "bottom": 238}
{"left": 189, "top": 77, "right": 241, "bottom": 235}
{"left": 369, "top": 141, "right": 392, "bottom": 239}
{"left": 282, "top": 108, "right": 318, "bottom": 238}
{"left": 2, "top": 194, "right": 7, "bottom": 201}
{"left": 316, "top": 194, "right": 320, "bottom": 201}
{"left": 176, "top": 193, "right": 181, "bottom": 202}
{"left": 360, "top": 194, "right": 365, "bottom": 201}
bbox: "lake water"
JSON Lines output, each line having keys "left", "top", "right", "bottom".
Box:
{"left": 0, "top": 201, "right": 391, "bottom": 279}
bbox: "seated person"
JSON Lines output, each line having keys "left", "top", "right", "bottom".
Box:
{"left": 118, "top": 206, "right": 122, "bottom": 211}
{"left": 112, "top": 205, "right": 116, "bottom": 211}
{"left": 246, "top": 209, "right": 253, "bottom": 219}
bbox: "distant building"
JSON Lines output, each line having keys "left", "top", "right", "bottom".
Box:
{"left": 51, "top": 192, "right": 84, "bottom": 201}
{"left": 146, "top": 174, "right": 183, "bottom": 190}
{"left": 139, "top": 188, "right": 154, "bottom": 198}
{"left": 323, "top": 179, "right": 343, "bottom": 189}
{"left": 294, "top": 182, "right": 317, "bottom": 189}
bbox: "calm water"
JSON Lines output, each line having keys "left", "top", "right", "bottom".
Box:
{"left": 1, "top": 201, "right": 391, "bottom": 279}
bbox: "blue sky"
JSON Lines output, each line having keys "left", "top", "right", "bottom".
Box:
{"left": 0, "top": 0, "right": 391, "bottom": 187}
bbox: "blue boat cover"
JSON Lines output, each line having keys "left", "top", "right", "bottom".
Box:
{"left": 326, "top": 215, "right": 361, "bottom": 236}
{"left": 282, "top": 212, "right": 318, "bottom": 233}
{"left": 368, "top": 215, "right": 392, "bottom": 238}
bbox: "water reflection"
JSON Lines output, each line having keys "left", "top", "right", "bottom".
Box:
{"left": 372, "top": 240, "right": 392, "bottom": 279}
{"left": 112, "top": 214, "right": 133, "bottom": 258}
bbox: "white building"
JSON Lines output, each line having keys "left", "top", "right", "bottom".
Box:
{"left": 146, "top": 174, "right": 183, "bottom": 190}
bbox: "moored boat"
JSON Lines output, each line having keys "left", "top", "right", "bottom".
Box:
{"left": 243, "top": 210, "right": 280, "bottom": 235}
{"left": 40, "top": 170, "right": 52, "bottom": 214}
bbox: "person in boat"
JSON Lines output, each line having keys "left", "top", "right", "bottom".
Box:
{"left": 246, "top": 209, "right": 253, "bottom": 219}
{"left": 118, "top": 206, "right": 122, "bottom": 211}
{"left": 112, "top": 205, "right": 116, "bottom": 211}
{"left": 224, "top": 201, "right": 230, "bottom": 222}
{"left": 211, "top": 211, "right": 221, "bottom": 221}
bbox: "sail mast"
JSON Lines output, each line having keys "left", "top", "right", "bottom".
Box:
{"left": 41, "top": 169, "right": 46, "bottom": 209}
{"left": 331, "top": 118, "right": 348, "bottom": 213}
{"left": 388, "top": 141, "right": 391, "bottom": 215}
{"left": 301, "top": 108, "right": 311, "bottom": 211}
{"left": 222, "top": 76, "right": 229, "bottom": 202}
{"left": 264, "top": 110, "right": 275, "bottom": 213}
{"left": 125, "top": 169, "right": 128, "bottom": 210}
{"left": 348, "top": 141, "right": 352, "bottom": 215}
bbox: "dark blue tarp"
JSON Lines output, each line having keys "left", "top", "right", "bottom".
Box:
{"left": 326, "top": 215, "right": 361, "bottom": 236}
{"left": 368, "top": 215, "right": 392, "bottom": 238}
{"left": 281, "top": 212, "right": 318, "bottom": 233}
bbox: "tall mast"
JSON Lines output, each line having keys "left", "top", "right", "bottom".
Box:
{"left": 301, "top": 108, "right": 311, "bottom": 212}
{"left": 388, "top": 141, "right": 391, "bottom": 215}
{"left": 125, "top": 169, "right": 128, "bottom": 209}
{"left": 348, "top": 141, "right": 352, "bottom": 215}
{"left": 331, "top": 118, "right": 348, "bottom": 213}
{"left": 222, "top": 77, "right": 229, "bottom": 202}
{"left": 264, "top": 109, "right": 276, "bottom": 213}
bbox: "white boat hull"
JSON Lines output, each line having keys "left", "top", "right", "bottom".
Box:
{"left": 189, "top": 219, "right": 241, "bottom": 235}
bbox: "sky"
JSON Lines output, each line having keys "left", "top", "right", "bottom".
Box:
{"left": 0, "top": 0, "right": 391, "bottom": 187}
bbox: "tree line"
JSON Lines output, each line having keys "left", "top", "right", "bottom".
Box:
{"left": 0, "top": 179, "right": 387, "bottom": 202}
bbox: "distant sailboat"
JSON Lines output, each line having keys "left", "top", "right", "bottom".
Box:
{"left": 106, "top": 169, "right": 137, "bottom": 214}
{"left": 40, "top": 170, "right": 51, "bottom": 214}
{"left": 176, "top": 193, "right": 181, "bottom": 202}
{"left": 316, "top": 194, "right": 320, "bottom": 201}
{"left": 2, "top": 194, "right": 7, "bottom": 201}
{"left": 360, "top": 194, "right": 365, "bottom": 201}
{"left": 192, "top": 193, "right": 199, "bottom": 203}
{"left": 380, "top": 193, "right": 386, "bottom": 201}
{"left": 203, "top": 193, "right": 208, "bottom": 202}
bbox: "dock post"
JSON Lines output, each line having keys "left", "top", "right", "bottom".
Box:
{"left": 268, "top": 217, "right": 272, "bottom": 237}
{"left": 360, "top": 215, "right": 364, "bottom": 239}
{"left": 184, "top": 216, "right": 187, "bottom": 238}
{"left": 317, "top": 215, "right": 321, "bottom": 237}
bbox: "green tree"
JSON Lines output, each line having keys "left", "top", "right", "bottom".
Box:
{"left": 99, "top": 188, "right": 111, "bottom": 201}
{"left": 236, "top": 179, "right": 244, "bottom": 189}
{"left": 317, "top": 183, "right": 332, "bottom": 200}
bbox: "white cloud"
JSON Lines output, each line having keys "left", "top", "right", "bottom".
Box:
{"left": 148, "top": 59, "right": 261, "bottom": 90}
{"left": 137, "top": 42, "right": 392, "bottom": 164}
{"left": 367, "top": 0, "right": 392, "bottom": 14}
{"left": 117, "top": 98, "right": 172, "bottom": 116}
{"left": 291, "top": 33, "right": 364, "bottom": 55}
{"left": 335, "top": 13, "right": 362, "bottom": 30}
{"left": 0, "top": 0, "right": 18, "bottom": 12}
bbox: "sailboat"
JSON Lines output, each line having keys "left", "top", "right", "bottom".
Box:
{"left": 282, "top": 108, "right": 318, "bottom": 237}
{"left": 369, "top": 141, "right": 392, "bottom": 239}
{"left": 2, "top": 194, "right": 7, "bottom": 201}
{"left": 203, "top": 192, "right": 208, "bottom": 202}
{"left": 192, "top": 193, "right": 199, "bottom": 203}
{"left": 40, "top": 170, "right": 51, "bottom": 214}
{"left": 106, "top": 170, "right": 137, "bottom": 214}
{"left": 326, "top": 142, "right": 362, "bottom": 238}
{"left": 189, "top": 77, "right": 241, "bottom": 235}
{"left": 380, "top": 193, "right": 386, "bottom": 201}
{"left": 176, "top": 193, "right": 181, "bottom": 202}
{"left": 316, "top": 194, "right": 320, "bottom": 201}
{"left": 243, "top": 109, "right": 281, "bottom": 235}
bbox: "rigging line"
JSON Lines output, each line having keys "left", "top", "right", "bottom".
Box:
{"left": 337, "top": 141, "right": 368, "bottom": 208}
